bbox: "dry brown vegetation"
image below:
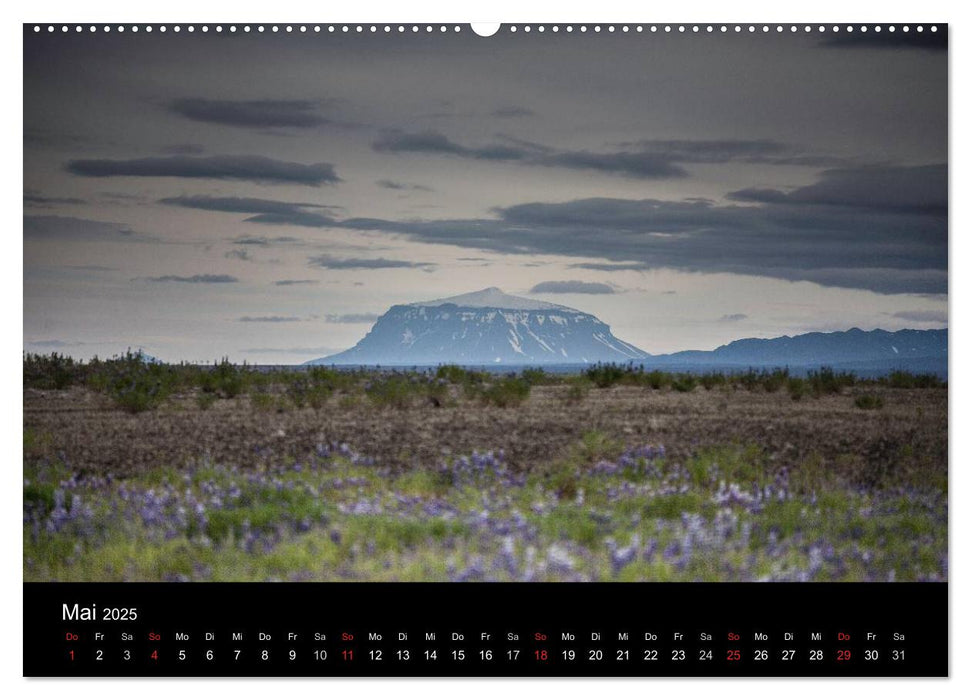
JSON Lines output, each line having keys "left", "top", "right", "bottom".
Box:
{"left": 24, "top": 382, "right": 947, "bottom": 490}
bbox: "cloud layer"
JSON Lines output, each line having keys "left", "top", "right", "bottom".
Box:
{"left": 530, "top": 281, "right": 616, "bottom": 295}
{"left": 375, "top": 179, "right": 433, "bottom": 192}
{"left": 157, "top": 162, "right": 946, "bottom": 295}
{"left": 169, "top": 99, "right": 330, "bottom": 128}
{"left": 726, "top": 164, "right": 946, "bottom": 215}
{"left": 145, "top": 274, "right": 238, "bottom": 283}
{"left": 308, "top": 255, "right": 435, "bottom": 271}
{"left": 372, "top": 131, "right": 847, "bottom": 180}
{"left": 68, "top": 155, "right": 340, "bottom": 186}
{"left": 24, "top": 215, "right": 137, "bottom": 240}
{"left": 331, "top": 168, "right": 945, "bottom": 294}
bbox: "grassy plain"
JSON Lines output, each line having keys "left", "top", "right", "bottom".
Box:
{"left": 24, "top": 358, "right": 947, "bottom": 582}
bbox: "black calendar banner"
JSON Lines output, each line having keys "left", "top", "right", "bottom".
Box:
{"left": 24, "top": 582, "right": 947, "bottom": 676}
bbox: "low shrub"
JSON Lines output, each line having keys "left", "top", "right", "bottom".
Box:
{"left": 199, "top": 358, "right": 247, "bottom": 398}
{"left": 584, "top": 363, "right": 628, "bottom": 388}
{"left": 671, "top": 374, "right": 697, "bottom": 393}
{"left": 480, "top": 377, "right": 531, "bottom": 407}
{"left": 787, "top": 377, "right": 808, "bottom": 401}
{"left": 23, "top": 352, "right": 80, "bottom": 390}
{"left": 366, "top": 374, "right": 425, "bottom": 409}
{"left": 761, "top": 369, "right": 789, "bottom": 393}
{"left": 643, "top": 370, "right": 669, "bottom": 390}
{"left": 89, "top": 349, "right": 177, "bottom": 413}
{"left": 854, "top": 394, "right": 885, "bottom": 410}
{"left": 807, "top": 367, "right": 855, "bottom": 397}
{"left": 521, "top": 367, "right": 550, "bottom": 385}
{"left": 884, "top": 371, "right": 944, "bottom": 389}
{"left": 699, "top": 372, "right": 727, "bottom": 391}
{"left": 564, "top": 376, "right": 592, "bottom": 404}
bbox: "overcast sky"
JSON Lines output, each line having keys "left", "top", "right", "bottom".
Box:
{"left": 23, "top": 27, "right": 947, "bottom": 363}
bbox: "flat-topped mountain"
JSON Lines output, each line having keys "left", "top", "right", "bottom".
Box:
{"left": 309, "top": 287, "right": 649, "bottom": 366}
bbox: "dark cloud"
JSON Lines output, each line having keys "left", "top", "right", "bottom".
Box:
{"left": 324, "top": 313, "right": 381, "bottom": 323}
{"left": 724, "top": 187, "right": 790, "bottom": 205}
{"left": 719, "top": 313, "right": 748, "bottom": 322}
{"left": 274, "top": 279, "right": 319, "bottom": 286}
{"left": 232, "top": 235, "right": 302, "bottom": 246}
{"left": 540, "top": 150, "right": 686, "bottom": 178}
{"left": 145, "top": 274, "right": 239, "bottom": 283}
{"left": 741, "top": 268, "right": 947, "bottom": 295}
{"left": 238, "top": 315, "right": 302, "bottom": 323}
{"left": 161, "top": 195, "right": 338, "bottom": 228}
{"left": 375, "top": 179, "right": 433, "bottom": 192}
{"left": 372, "top": 131, "right": 847, "bottom": 179}
{"left": 225, "top": 249, "right": 252, "bottom": 261}
{"left": 24, "top": 215, "right": 139, "bottom": 240}
{"left": 67, "top": 155, "right": 340, "bottom": 186}
{"left": 24, "top": 192, "right": 86, "bottom": 207}
{"left": 161, "top": 195, "right": 335, "bottom": 215}
{"left": 530, "top": 281, "right": 616, "bottom": 295}
{"left": 373, "top": 129, "right": 682, "bottom": 178}
{"left": 890, "top": 310, "right": 948, "bottom": 324}
{"left": 183, "top": 181, "right": 944, "bottom": 292}
{"left": 160, "top": 143, "right": 205, "bottom": 155}
{"left": 326, "top": 165, "right": 945, "bottom": 294}
{"left": 570, "top": 261, "right": 650, "bottom": 272}
{"left": 619, "top": 139, "right": 847, "bottom": 168}
{"left": 169, "top": 99, "right": 330, "bottom": 128}
{"left": 819, "top": 29, "right": 947, "bottom": 51}
{"left": 373, "top": 130, "right": 468, "bottom": 156}
{"left": 727, "top": 165, "right": 946, "bottom": 215}
{"left": 243, "top": 212, "right": 336, "bottom": 227}
{"left": 308, "top": 255, "right": 435, "bottom": 271}
{"left": 491, "top": 106, "right": 535, "bottom": 118}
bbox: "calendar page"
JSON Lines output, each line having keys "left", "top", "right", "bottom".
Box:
{"left": 22, "top": 20, "right": 948, "bottom": 677}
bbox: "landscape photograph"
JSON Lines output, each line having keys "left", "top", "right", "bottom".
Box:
{"left": 23, "top": 26, "right": 947, "bottom": 583}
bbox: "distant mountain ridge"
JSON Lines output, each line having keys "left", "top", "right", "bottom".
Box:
{"left": 309, "top": 287, "right": 648, "bottom": 365}
{"left": 646, "top": 327, "right": 947, "bottom": 368}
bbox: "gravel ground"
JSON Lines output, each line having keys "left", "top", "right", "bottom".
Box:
{"left": 24, "top": 384, "right": 947, "bottom": 487}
